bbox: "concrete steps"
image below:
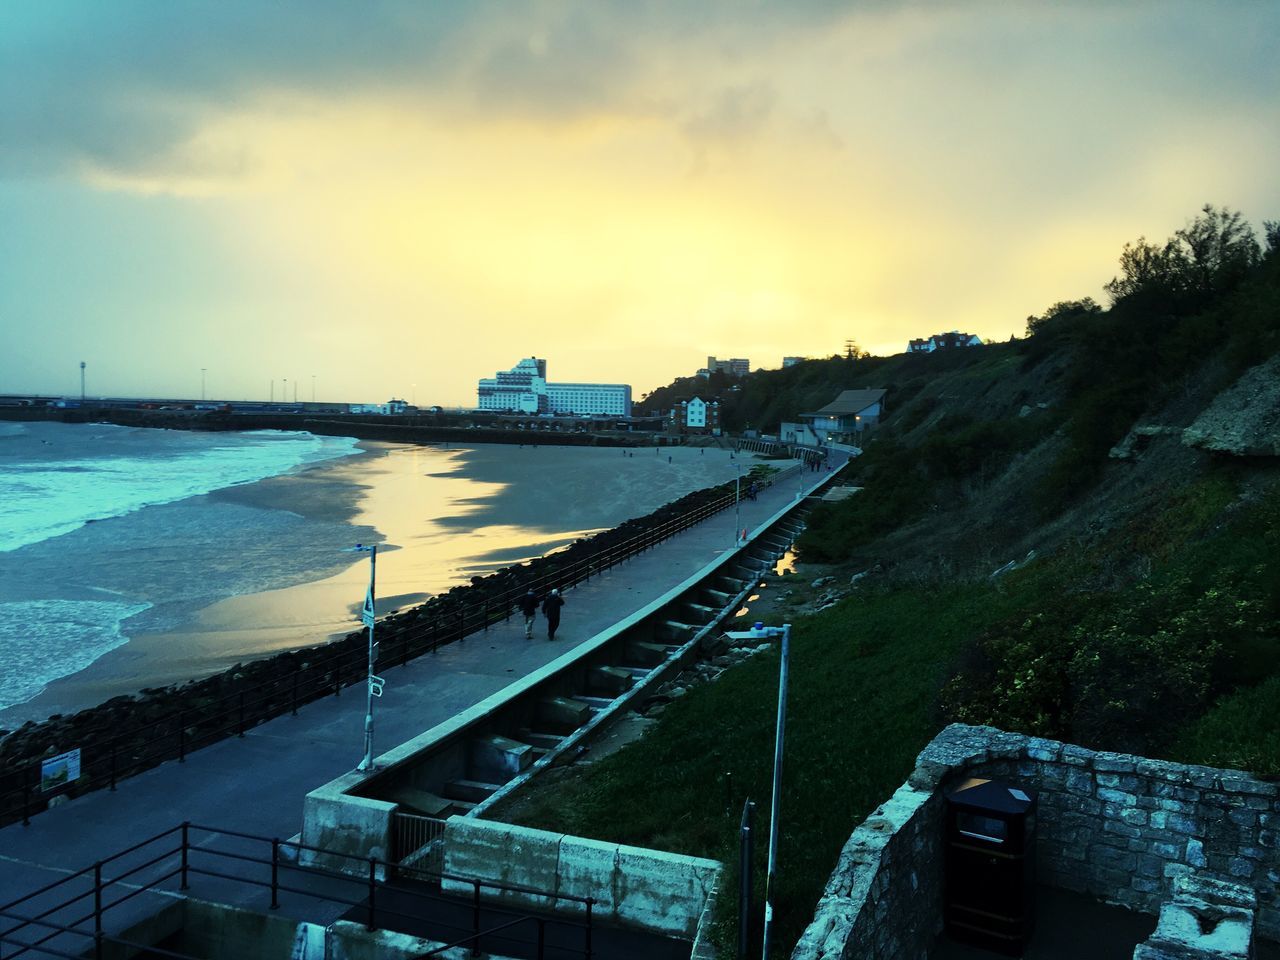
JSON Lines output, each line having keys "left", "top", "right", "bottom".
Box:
{"left": 442, "top": 779, "right": 503, "bottom": 804}
{"left": 627, "top": 640, "right": 677, "bottom": 665}
{"left": 589, "top": 664, "right": 634, "bottom": 695}
{"left": 516, "top": 729, "right": 565, "bottom": 751}
{"left": 535, "top": 696, "right": 592, "bottom": 731}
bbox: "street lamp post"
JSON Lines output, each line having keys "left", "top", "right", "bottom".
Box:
{"left": 734, "top": 462, "right": 742, "bottom": 547}
{"left": 201, "top": 367, "right": 206, "bottom": 401}
{"left": 350, "top": 543, "right": 385, "bottom": 773}
{"left": 724, "top": 621, "right": 792, "bottom": 960}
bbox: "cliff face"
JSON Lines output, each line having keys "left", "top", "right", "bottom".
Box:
{"left": 1183, "top": 354, "right": 1280, "bottom": 457}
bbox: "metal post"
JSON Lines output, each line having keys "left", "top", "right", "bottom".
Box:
{"left": 356, "top": 544, "right": 378, "bottom": 773}
{"left": 585, "top": 898, "right": 594, "bottom": 960}
{"left": 180, "top": 822, "right": 190, "bottom": 889}
{"left": 366, "top": 857, "right": 378, "bottom": 931}
{"left": 761, "top": 624, "right": 791, "bottom": 960}
{"left": 271, "top": 839, "right": 280, "bottom": 909}
{"left": 471, "top": 880, "right": 482, "bottom": 957}
{"left": 93, "top": 861, "right": 103, "bottom": 938}
{"left": 739, "top": 800, "right": 756, "bottom": 960}
{"left": 537, "top": 918, "right": 545, "bottom": 960}
{"left": 734, "top": 463, "right": 741, "bottom": 548}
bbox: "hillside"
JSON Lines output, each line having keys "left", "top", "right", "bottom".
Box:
{"left": 494, "top": 206, "right": 1280, "bottom": 955}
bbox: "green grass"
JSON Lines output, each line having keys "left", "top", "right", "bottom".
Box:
{"left": 502, "top": 581, "right": 1036, "bottom": 955}
{"left": 1172, "top": 675, "right": 1280, "bottom": 775}
{"left": 498, "top": 472, "right": 1280, "bottom": 955}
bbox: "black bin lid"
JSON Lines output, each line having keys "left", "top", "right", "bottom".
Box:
{"left": 946, "top": 777, "right": 1037, "bottom": 815}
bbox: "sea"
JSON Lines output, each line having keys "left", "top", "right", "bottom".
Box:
{"left": 0, "top": 421, "right": 363, "bottom": 712}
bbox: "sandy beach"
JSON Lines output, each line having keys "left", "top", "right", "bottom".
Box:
{"left": 2, "top": 440, "right": 760, "bottom": 724}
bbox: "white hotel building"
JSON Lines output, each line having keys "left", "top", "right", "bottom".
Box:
{"left": 477, "top": 358, "right": 632, "bottom": 417}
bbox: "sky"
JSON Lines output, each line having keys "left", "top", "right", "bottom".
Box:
{"left": 2, "top": 2, "right": 1278, "bottom": 405}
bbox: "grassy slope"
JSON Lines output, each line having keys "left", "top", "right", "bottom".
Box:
{"left": 497, "top": 469, "right": 1278, "bottom": 956}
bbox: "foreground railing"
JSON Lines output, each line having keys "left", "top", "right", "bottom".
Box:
{"left": 0, "top": 822, "right": 595, "bottom": 960}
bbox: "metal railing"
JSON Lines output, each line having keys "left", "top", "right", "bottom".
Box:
{"left": 1, "top": 464, "right": 798, "bottom": 829}
{"left": 0, "top": 822, "right": 596, "bottom": 960}
{"left": 393, "top": 812, "right": 446, "bottom": 872}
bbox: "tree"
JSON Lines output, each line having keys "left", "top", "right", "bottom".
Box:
{"left": 1103, "top": 205, "right": 1261, "bottom": 306}
{"left": 1263, "top": 220, "right": 1280, "bottom": 260}
{"left": 1102, "top": 236, "right": 1188, "bottom": 304}
{"left": 1025, "top": 297, "right": 1101, "bottom": 337}
{"left": 1173, "top": 204, "right": 1260, "bottom": 296}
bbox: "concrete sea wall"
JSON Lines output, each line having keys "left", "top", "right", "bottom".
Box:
{"left": 442, "top": 816, "right": 723, "bottom": 939}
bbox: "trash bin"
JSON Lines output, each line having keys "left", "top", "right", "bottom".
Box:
{"left": 944, "top": 777, "right": 1037, "bottom": 955}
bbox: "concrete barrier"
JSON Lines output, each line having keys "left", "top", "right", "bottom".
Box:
{"left": 442, "top": 817, "right": 722, "bottom": 939}
{"left": 300, "top": 777, "right": 396, "bottom": 874}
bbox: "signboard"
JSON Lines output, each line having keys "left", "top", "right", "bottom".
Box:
{"left": 361, "top": 587, "right": 376, "bottom": 628}
{"left": 41, "top": 749, "right": 81, "bottom": 793}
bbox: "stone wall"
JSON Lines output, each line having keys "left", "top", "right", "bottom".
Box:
{"left": 792, "top": 725, "right": 1280, "bottom": 958}
{"left": 791, "top": 782, "right": 944, "bottom": 959}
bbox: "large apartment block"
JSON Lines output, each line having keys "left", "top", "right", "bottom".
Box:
{"left": 477, "top": 358, "right": 632, "bottom": 416}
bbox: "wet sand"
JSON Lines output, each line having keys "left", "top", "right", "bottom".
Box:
{"left": 3, "top": 441, "right": 759, "bottom": 723}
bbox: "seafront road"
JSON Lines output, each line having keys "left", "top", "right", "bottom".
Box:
{"left": 0, "top": 456, "right": 841, "bottom": 946}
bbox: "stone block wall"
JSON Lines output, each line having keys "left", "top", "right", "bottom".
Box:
{"left": 790, "top": 782, "right": 944, "bottom": 959}
{"left": 945, "top": 728, "right": 1279, "bottom": 940}
{"left": 791, "top": 725, "right": 1279, "bottom": 959}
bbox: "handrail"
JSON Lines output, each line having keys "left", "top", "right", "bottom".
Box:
{"left": 1, "top": 461, "right": 796, "bottom": 827}
{"left": 0, "top": 821, "right": 597, "bottom": 960}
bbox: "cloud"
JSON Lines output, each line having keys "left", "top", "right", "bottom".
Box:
{"left": 0, "top": 1, "right": 851, "bottom": 182}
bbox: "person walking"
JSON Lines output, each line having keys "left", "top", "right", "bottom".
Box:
{"left": 516, "top": 588, "right": 541, "bottom": 639}
{"left": 542, "top": 588, "right": 565, "bottom": 641}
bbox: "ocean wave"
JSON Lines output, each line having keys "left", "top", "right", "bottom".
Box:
{"left": 0, "top": 599, "right": 152, "bottom": 710}
{"left": 0, "top": 428, "right": 362, "bottom": 553}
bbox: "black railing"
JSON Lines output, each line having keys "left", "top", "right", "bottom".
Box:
{"left": 0, "top": 463, "right": 804, "bottom": 829}
{"left": 0, "top": 822, "right": 596, "bottom": 960}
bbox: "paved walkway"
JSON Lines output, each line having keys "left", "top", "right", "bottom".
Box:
{"left": 0, "top": 458, "right": 840, "bottom": 917}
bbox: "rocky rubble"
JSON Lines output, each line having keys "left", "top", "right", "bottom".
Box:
{"left": 1182, "top": 354, "right": 1280, "bottom": 457}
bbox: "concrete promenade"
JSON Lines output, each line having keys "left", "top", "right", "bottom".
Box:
{"left": 0, "top": 457, "right": 839, "bottom": 920}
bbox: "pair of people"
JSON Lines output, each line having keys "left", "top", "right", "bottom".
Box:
{"left": 516, "top": 587, "right": 564, "bottom": 641}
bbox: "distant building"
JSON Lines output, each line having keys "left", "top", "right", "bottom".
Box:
{"left": 547, "top": 382, "right": 632, "bottom": 417}
{"left": 782, "top": 356, "right": 806, "bottom": 368}
{"left": 907, "top": 331, "right": 983, "bottom": 353}
{"left": 478, "top": 357, "right": 548, "bottom": 414}
{"left": 670, "top": 397, "right": 721, "bottom": 436}
{"left": 795, "top": 388, "right": 886, "bottom": 443}
{"left": 348, "top": 398, "right": 409, "bottom": 415}
{"left": 478, "top": 358, "right": 631, "bottom": 416}
{"left": 697, "top": 356, "right": 750, "bottom": 378}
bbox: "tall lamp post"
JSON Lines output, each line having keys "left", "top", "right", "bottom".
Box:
{"left": 734, "top": 462, "right": 742, "bottom": 547}
{"left": 349, "top": 543, "right": 385, "bottom": 773}
{"left": 724, "top": 621, "right": 792, "bottom": 960}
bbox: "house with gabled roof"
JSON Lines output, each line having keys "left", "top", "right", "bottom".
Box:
{"left": 795, "top": 388, "right": 886, "bottom": 442}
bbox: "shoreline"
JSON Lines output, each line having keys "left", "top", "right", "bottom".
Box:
{"left": 1, "top": 437, "right": 760, "bottom": 725}
{"left": 0, "top": 465, "right": 771, "bottom": 827}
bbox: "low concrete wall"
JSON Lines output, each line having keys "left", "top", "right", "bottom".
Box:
{"left": 442, "top": 816, "right": 722, "bottom": 939}
{"left": 300, "top": 783, "right": 396, "bottom": 874}
{"left": 792, "top": 724, "right": 1280, "bottom": 959}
